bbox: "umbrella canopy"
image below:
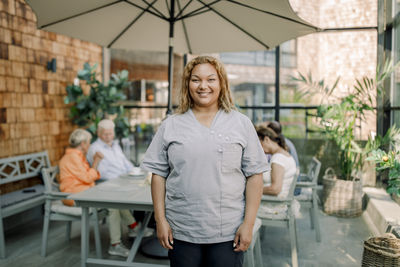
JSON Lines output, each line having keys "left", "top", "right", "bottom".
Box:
{"left": 26, "top": 0, "right": 319, "bottom": 113}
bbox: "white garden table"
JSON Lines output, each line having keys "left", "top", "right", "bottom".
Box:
{"left": 69, "top": 176, "right": 166, "bottom": 267}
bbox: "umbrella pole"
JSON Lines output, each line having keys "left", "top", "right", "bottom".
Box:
{"left": 166, "top": 0, "right": 175, "bottom": 115}
{"left": 167, "top": 38, "right": 174, "bottom": 115}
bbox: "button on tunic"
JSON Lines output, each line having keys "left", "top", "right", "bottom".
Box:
{"left": 141, "top": 109, "right": 267, "bottom": 243}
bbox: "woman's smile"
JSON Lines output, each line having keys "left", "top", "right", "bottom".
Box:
{"left": 189, "top": 63, "right": 221, "bottom": 109}
{"left": 197, "top": 91, "right": 212, "bottom": 97}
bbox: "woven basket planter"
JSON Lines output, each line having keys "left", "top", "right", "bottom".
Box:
{"left": 362, "top": 236, "right": 400, "bottom": 267}
{"left": 322, "top": 168, "right": 363, "bottom": 217}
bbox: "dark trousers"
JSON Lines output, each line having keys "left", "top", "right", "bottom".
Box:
{"left": 168, "top": 239, "right": 244, "bottom": 267}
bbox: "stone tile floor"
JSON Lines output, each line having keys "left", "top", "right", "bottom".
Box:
{"left": 262, "top": 207, "right": 371, "bottom": 266}
{"left": 0, "top": 206, "right": 372, "bottom": 267}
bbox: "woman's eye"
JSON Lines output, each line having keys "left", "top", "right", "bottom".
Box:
{"left": 208, "top": 79, "right": 215, "bottom": 82}
{"left": 191, "top": 79, "right": 199, "bottom": 82}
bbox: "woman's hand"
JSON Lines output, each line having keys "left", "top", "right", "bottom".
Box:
{"left": 234, "top": 173, "right": 262, "bottom": 252}
{"left": 233, "top": 222, "right": 253, "bottom": 252}
{"left": 93, "top": 151, "right": 104, "bottom": 161}
{"left": 151, "top": 174, "right": 173, "bottom": 249}
{"left": 156, "top": 218, "right": 174, "bottom": 250}
{"left": 92, "top": 151, "right": 104, "bottom": 170}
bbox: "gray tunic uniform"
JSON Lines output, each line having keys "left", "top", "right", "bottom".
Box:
{"left": 141, "top": 109, "right": 267, "bottom": 244}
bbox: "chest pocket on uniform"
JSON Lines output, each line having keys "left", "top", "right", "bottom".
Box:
{"left": 221, "top": 143, "right": 242, "bottom": 173}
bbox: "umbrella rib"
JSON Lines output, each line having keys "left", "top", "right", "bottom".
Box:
{"left": 139, "top": 0, "right": 168, "bottom": 19}
{"left": 39, "top": 0, "right": 122, "bottom": 29}
{"left": 177, "top": 9, "right": 212, "bottom": 20}
{"left": 124, "top": 0, "right": 168, "bottom": 20}
{"left": 176, "top": 0, "right": 220, "bottom": 20}
{"left": 165, "top": 0, "right": 170, "bottom": 13}
{"left": 197, "top": 0, "right": 270, "bottom": 49}
{"left": 227, "top": 0, "right": 320, "bottom": 30}
{"left": 174, "top": 0, "right": 195, "bottom": 19}
{"left": 176, "top": 0, "right": 192, "bottom": 53}
{"left": 108, "top": 0, "right": 160, "bottom": 48}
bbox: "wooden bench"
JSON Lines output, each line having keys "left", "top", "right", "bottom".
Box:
{"left": 0, "top": 151, "right": 50, "bottom": 258}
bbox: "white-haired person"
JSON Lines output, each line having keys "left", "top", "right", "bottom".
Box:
{"left": 87, "top": 119, "right": 153, "bottom": 257}
{"left": 59, "top": 128, "right": 104, "bottom": 207}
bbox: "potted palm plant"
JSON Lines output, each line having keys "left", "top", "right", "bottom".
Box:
{"left": 64, "top": 63, "right": 130, "bottom": 141}
{"left": 294, "top": 60, "right": 395, "bottom": 217}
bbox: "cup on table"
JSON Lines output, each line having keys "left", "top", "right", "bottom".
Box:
{"left": 130, "top": 167, "right": 144, "bottom": 176}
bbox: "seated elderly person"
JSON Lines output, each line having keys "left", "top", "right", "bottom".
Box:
{"left": 59, "top": 128, "right": 103, "bottom": 207}
{"left": 87, "top": 119, "right": 136, "bottom": 181}
{"left": 87, "top": 119, "right": 153, "bottom": 257}
{"left": 60, "top": 128, "right": 140, "bottom": 257}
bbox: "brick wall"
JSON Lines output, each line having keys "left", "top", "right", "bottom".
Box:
{"left": 293, "top": 0, "right": 377, "bottom": 139}
{"left": 293, "top": 0, "right": 377, "bottom": 88}
{"left": 0, "top": 1, "right": 102, "bottom": 168}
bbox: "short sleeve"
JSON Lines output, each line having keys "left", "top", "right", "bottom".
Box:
{"left": 140, "top": 121, "right": 170, "bottom": 178}
{"left": 271, "top": 153, "right": 291, "bottom": 167}
{"left": 241, "top": 118, "right": 269, "bottom": 177}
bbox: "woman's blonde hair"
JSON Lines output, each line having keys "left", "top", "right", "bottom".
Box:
{"left": 69, "top": 129, "right": 92, "bottom": 148}
{"left": 177, "top": 55, "right": 235, "bottom": 113}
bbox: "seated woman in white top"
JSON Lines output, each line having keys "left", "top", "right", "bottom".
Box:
{"left": 256, "top": 125, "right": 298, "bottom": 217}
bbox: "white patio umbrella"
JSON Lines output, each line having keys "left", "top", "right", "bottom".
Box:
{"left": 26, "top": 0, "right": 319, "bottom": 114}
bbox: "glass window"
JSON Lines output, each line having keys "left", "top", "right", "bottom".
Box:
{"left": 124, "top": 80, "right": 168, "bottom": 105}
{"left": 146, "top": 80, "right": 168, "bottom": 104}
{"left": 392, "top": 1, "right": 400, "bottom": 126}
{"left": 238, "top": 108, "right": 275, "bottom": 126}
{"left": 127, "top": 107, "right": 166, "bottom": 165}
{"left": 281, "top": 40, "right": 297, "bottom": 68}
{"left": 279, "top": 108, "right": 307, "bottom": 138}
{"left": 125, "top": 81, "right": 141, "bottom": 102}
{"left": 220, "top": 51, "right": 275, "bottom": 66}
{"left": 231, "top": 83, "right": 275, "bottom": 106}
{"left": 220, "top": 40, "right": 296, "bottom": 68}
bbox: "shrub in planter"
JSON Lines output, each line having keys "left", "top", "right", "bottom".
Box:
{"left": 64, "top": 63, "right": 130, "bottom": 141}
{"left": 367, "top": 126, "right": 400, "bottom": 200}
{"left": 293, "top": 60, "right": 395, "bottom": 217}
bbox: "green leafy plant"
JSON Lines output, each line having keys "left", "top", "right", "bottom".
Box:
{"left": 368, "top": 150, "right": 400, "bottom": 196}
{"left": 64, "top": 63, "right": 130, "bottom": 140}
{"left": 367, "top": 126, "right": 400, "bottom": 196}
{"left": 293, "top": 60, "right": 395, "bottom": 180}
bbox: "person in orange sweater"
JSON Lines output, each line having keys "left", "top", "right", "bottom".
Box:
{"left": 59, "top": 128, "right": 140, "bottom": 257}
{"left": 59, "top": 128, "right": 104, "bottom": 206}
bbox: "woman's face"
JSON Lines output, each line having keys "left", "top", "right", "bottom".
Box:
{"left": 260, "top": 136, "right": 273, "bottom": 154}
{"left": 188, "top": 63, "right": 221, "bottom": 110}
{"left": 81, "top": 139, "right": 91, "bottom": 155}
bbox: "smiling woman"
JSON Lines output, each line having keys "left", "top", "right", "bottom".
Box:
{"left": 141, "top": 56, "right": 268, "bottom": 267}
{"left": 188, "top": 63, "right": 221, "bottom": 114}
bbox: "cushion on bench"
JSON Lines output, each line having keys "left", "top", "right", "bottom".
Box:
{"left": 50, "top": 200, "right": 83, "bottom": 216}
{"left": 49, "top": 200, "right": 98, "bottom": 217}
{"left": 1, "top": 184, "right": 45, "bottom": 208}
